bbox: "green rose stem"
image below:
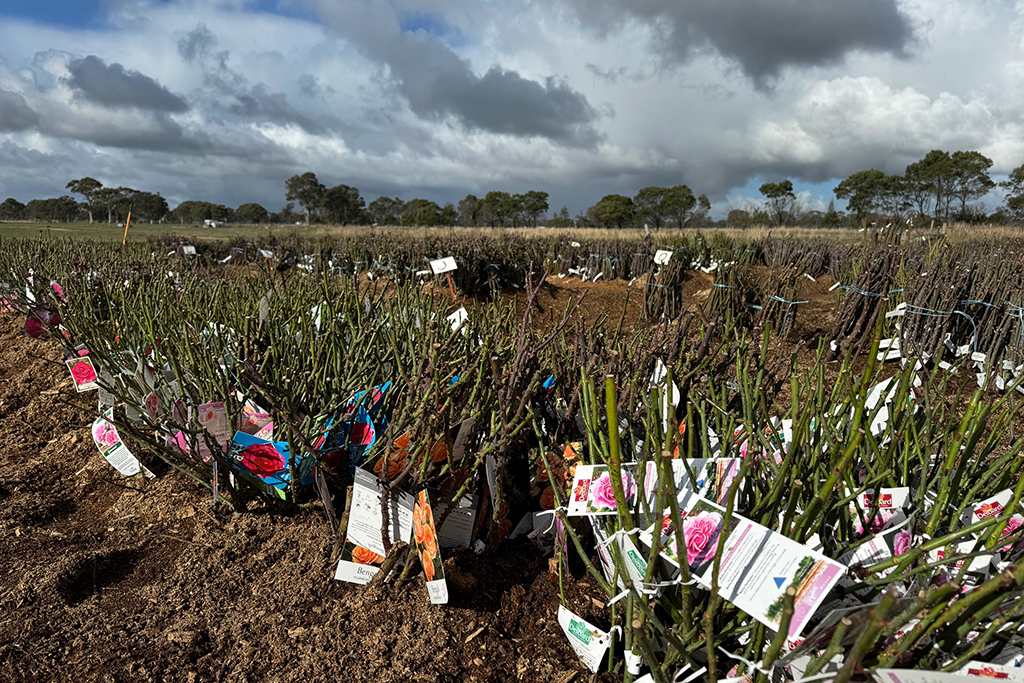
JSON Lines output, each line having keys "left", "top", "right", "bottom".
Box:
{"left": 756, "top": 587, "right": 795, "bottom": 681}
{"left": 831, "top": 587, "right": 899, "bottom": 683}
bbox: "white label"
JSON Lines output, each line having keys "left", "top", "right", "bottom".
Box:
{"left": 430, "top": 257, "right": 458, "bottom": 274}
{"left": 654, "top": 249, "right": 673, "bottom": 265}
{"left": 181, "top": 245, "right": 197, "bottom": 255}
{"left": 259, "top": 249, "right": 273, "bottom": 259}
{"left": 92, "top": 409, "right": 142, "bottom": 477}
{"left": 557, "top": 605, "right": 611, "bottom": 673}
{"left": 447, "top": 307, "right": 469, "bottom": 332}
{"left": 426, "top": 579, "right": 449, "bottom": 604}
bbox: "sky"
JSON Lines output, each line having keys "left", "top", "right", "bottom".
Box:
{"left": 1, "top": 0, "right": 1023, "bottom": 218}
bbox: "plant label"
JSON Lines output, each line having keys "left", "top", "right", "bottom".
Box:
{"left": 430, "top": 257, "right": 458, "bottom": 274}
{"left": 335, "top": 468, "right": 415, "bottom": 585}
{"left": 66, "top": 355, "right": 99, "bottom": 392}
{"left": 92, "top": 408, "right": 145, "bottom": 477}
{"left": 654, "top": 249, "right": 673, "bottom": 265}
{"left": 557, "top": 605, "right": 612, "bottom": 673}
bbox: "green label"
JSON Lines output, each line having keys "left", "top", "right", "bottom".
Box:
{"left": 627, "top": 549, "right": 647, "bottom": 575}
{"left": 568, "top": 619, "right": 592, "bottom": 645}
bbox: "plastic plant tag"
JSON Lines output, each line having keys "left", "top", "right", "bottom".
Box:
{"left": 196, "top": 401, "right": 230, "bottom": 461}
{"left": 643, "top": 496, "right": 846, "bottom": 638}
{"left": 875, "top": 670, "right": 1011, "bottom": 683}
{"left": 181, "top": 245, "right": 197, "bottom": 256}
{"left": 962, "top": 489, "right": 1013, "bottom": 526}
{"left": 654, "top": 249, "right": 673, "bottom": 265}
{"left": 430, "top": 257, "right": 458, "bottom": 274}
{"left": 557, "top": 605, "right": 612, "bottom": 673}
{"left": 447, "top": 306, "right": 469, "bottom": 332}
{"left": 92, "top": 408, "right": 145, "bottom": 477}
{"left": 226, "top": 431, "right": 314, "bottom": 499}
{"left": 567, "top": 464, "right": 640, "bottom": 516}
{"left": 66, "top": 355, "right": 99, "bottom": 393}
{"left": 953, "top": 662, "right": 1024, "bottom": 681}
{"left": 433, "top": 494, "right": 478, "bottom": 548}
{"left": 412, "top": 490, "right": 448, "bottom": 604}
{"left": 335, "top": 468, "right": 415, "bottom": 584}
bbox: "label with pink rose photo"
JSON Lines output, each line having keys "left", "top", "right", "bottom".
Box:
{"left": 91, "top": 408, "right": 151, "bottom": 478}
{"left": 196, "top": 401, "right": 231, "bottom": 461}
{"left": 567, "top": 464, "right": 640, "bottom": 516}
{"left": 641, "top": 496, "right": 846, "bottom": 637}
{"left": 66, "top": 355, "right": 99, "bottom": 393}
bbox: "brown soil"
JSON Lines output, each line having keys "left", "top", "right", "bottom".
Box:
{"left": 0, "top": 315, "right": 614, "bottom": 683}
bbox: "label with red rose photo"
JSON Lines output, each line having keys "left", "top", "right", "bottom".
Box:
{"left": 66, "top": 356, "right": 99, "bottom": 393}
{"left": 567, "top": 464, "right": 640, "bottom": 516}
{"left": 225, "top": 431, "right": 315, "bottom": 500}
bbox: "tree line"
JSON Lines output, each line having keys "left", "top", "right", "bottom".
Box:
{"left": 4, "top": 150, "right": 1024, "bottom": 228}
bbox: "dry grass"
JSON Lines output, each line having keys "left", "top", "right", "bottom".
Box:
{"left": 1, "top": 219, "right": 1019, "bottom": 245}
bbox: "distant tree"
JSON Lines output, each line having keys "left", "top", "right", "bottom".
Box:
{"left": 663, "top": 185, "right": 710, "bottom": 229}
{"left": 131, "top": 191, "right": 170, "bottom": 223}
{"left": 726, "top": 209, "right": 751, "bottom": 229}
{"left": 172, "top": 200, "right": 229, "bottom": 224}
{"left": 476, "top": 198, "right": 495, "bottom": 228}
{"left": 401, "top": 198, "right": 443, "bottom": 226}
{"left": 821, "top": 199, "right": 842, "bottom": 228}
{"left": 759, "top": 180, "right": 796, "bottom": 226}
{"left": 439, "top": 203, "right": 457, "bottom": 227}
{"left": 587, "top": 194, "right": 635, "bottom": 229}
{"left": 367, "top": 196, "right": 403, "bottom": 225}
{"left": 949, "top": 151, "right": 994, "bottom": 220}
{"left": 550, "top": 206, "right": 572, "bottom": 228}
{"left": 834, "top": 170, "right": 888, "bottom": 221}
{"left": 456, "top": 194, "right": 478, "bottom": 226}
{"left": 321, "top": 184, "right": 365, "bottom": 225}
{"left": 904, "top": 150, "right": 956, "bottom": 222}
{"left": 0, "top": 198, "right": 26, "bottom": 220}
{"left": 634, "top": 186, "right": 669, "bottom": 229}
{"left": 484, "top": 191, "right": 514, "bottom": 227}
{"left": 1000, "top": 162, "right": 1024, "bottom": 222}
{"left": 519, "top": 190, "right": 549, "bottom": 227}
{"left": 65, "top": 177, "right": 104, "bottom": 223}
{"left": 285, "top": 172, "right": 326, "bottom": 225}
{"left": 277, "top": 202, "right": 301, "bottom": 224}
{"left": 25, "top": 196, "right": 80, "bottom": 222}
{"left": 237, "top": 203, "right": 269, "bottom": 224}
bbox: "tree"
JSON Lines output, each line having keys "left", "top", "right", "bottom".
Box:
{"left": 285, "top": 172, "right": 325, "bottom": 225}
{"left": 25, "top": 196, "right": 81, "bottom": 222}
{"left": 520, "top": 190, "right": 549, "bottom": 227}
{"left": 237, "top": 203, "right": 269, "bottom": 224}
{"left": 439, "top": 203, "right": 457, "bottom": 227}
{"left": 0, "top": 198, "right": 25, "bottom": 220}
{"left": 367, "top": 196, "right": 403, "bottom": 225}
{"left": 550, "top": 206, "right": 572, "bottom": 228}
{"left": 456, "top": 194, "right": 478, "bottom": 226}
{"left": 321, "top": 184, "right": 365, "bottom": 225}
{"left": 634, "top": 186, "right": 668, "bottom": 229}
{"left": 131, "top": 191, "right": 169, "bottom": 223}
{"left": 484, "top": 191, "right": 514, "bottom": 227}
{"left": 834, "top": 170, "right": 887, "bottom": 221}
{"left": 726, "top": 209, "right": 751, "bottom": 229}
{"left": 66, "top": 177, "right": 103, "bottom": 223}
{"left": 999, "top": 162, "right": 1024, "bottom": 222}
{"left": 949, "top": 151, "right": 994, "bottom": 219}
{"left": 759, "top": 180, "right": 796, "bottom": 226}
{"left": 587, "top": 194, "right": 635, "bottom": 229}
{"left": 821, "top": 199, "right": 842, "bottom": 228}
{"left": 904, "top": 151, "right": 954, "bottom": 222}
{"left": 400, "top": 198, "right": 443, "bottom": 226}
{"left": 663, "top": 185, "right": 710, "bottom": 229}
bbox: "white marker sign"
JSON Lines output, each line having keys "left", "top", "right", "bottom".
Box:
{"left": 654, "top": 249, "right": 673, "bottom": 265}
{"left": 430, "top": 257, "right": 458, "bottom": 274}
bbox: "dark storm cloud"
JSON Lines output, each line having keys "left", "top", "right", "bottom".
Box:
{"left": 307, "top": 0, "right": 602, "bottom": 146}
{"left": 66, "top": 56, "right": 190, "bottom": 112}
{"left": 0, "top": 89, "right": 40, "bottom": 130}
{"left": 569, "top": 0, "right": 913, "bottom": 85}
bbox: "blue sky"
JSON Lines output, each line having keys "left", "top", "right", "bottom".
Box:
{"left": 0, "top": 0, "right": 1017, "bottom": 216}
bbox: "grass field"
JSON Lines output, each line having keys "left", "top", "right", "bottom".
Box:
{"left": 0, "top": 219, "right": 1019, "bottom": 244}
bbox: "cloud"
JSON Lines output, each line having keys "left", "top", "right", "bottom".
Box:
{"left": 306, "top": 0, "right": 602, "bottom": 145}
{"left": 177, "top": 23, "right": 217, "bottom": 63}
{"left": 66, "top": 56, "right": 190, "bottom": 112}
{"left": 0, "top": 88, "right": 39, "bottom": 130}
{"left": 564, "top": 0, "right": 914, "bottom": 85}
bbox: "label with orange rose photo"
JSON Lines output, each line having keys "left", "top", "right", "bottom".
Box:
{"left": 412, "top": 490, "right": 448, "bottom": 604}
{"left": 66, "top": 355, "right": 99, "bottom": 393}
{"left": 567, "top": 464, "right": 640, "bottom": 517}
{"left": 335, "top": 468, "right": 415, "bottom": 585}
